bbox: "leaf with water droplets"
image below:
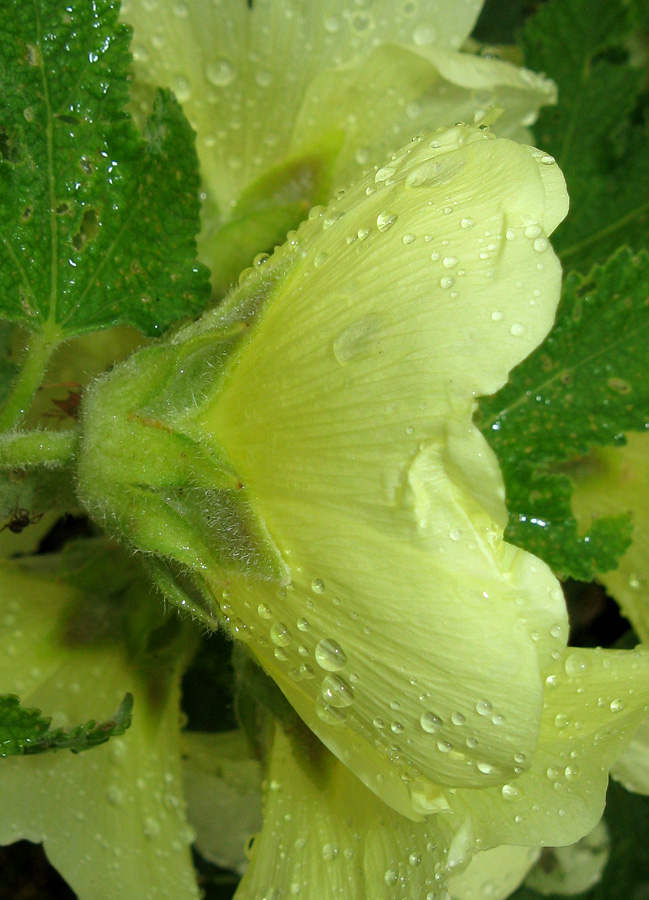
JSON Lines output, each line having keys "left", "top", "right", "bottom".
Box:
{"left": 477, "top": 248, "right": 649, "bottom": 581}
{"left": 0, "top": 0, "right": 210, "bottom": 339}
{"left": 522, "top": 0, "right": 649, "bottom": 273}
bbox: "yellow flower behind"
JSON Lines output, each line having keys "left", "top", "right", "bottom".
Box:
{"left": 120, "top": 0, "right": 557, "bottom": 292}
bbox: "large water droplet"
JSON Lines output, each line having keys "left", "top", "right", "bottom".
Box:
{"left": 270, "top": 621, "right": 292, "bottom": 647}
{"left": 206, "top": 58, "right": 235, "bottom": 87}
{"left": 376, "top": 210, "right": 399, "bottom": 231}
{"left": 321, "top": 674, "right": 354, "bottom": 708}
{"left": 420, "top": 711, "right": 443, "bottom": 733}
{"left": 315, "top": 638, "right": 347, "bottom": 671}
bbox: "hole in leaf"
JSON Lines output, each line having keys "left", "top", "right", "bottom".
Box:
{"left": 71, "top": 207, "right": 99, "bottom": 250}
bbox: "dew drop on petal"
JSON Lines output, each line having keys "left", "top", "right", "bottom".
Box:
{"left": 420, "top": 711, "right": 443, "bottom": 733}
{"left": 320, "top": 674, "right": 354, "bottom": 708}
{"left": 206, "top": 58, "right": 235, "bottom": 86}
{"left": 315, "top": 638, "right": 347, "bottom": 671}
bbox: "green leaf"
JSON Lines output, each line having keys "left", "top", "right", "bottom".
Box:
{"left": 521, "top": 0, "right": 649, "bottom": 273}
{"left": 0, "top": 323, "right": 18, "bottom": 408}
{"left": 476, "top": 248, "right": 649, "bottom": 580}
{"left": 0, "top": 692, "right": 132, "bottom": 757}
{"left": 0, "top": 0, "right": 210, "bottom": 339}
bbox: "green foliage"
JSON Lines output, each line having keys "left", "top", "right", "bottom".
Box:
{"left": 0, "top": 692, "right": 132, "bottom": 757}
{"left": 521, "top": 0, "right": 649, "bottom": 273}
{"left": 0, "top": 0, "right": 210, "bottom": 339}
{"left": 477, "top": 249, "right": 649, "bottom": 580}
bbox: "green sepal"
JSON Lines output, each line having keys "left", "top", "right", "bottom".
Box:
{"left": 77, "top": 261, "right": 293, "bottom": 613}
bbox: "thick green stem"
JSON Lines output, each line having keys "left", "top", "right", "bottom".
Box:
{"left": 0, "top": 427, "right": 78, "bottom": 468}
{"left": 0, "top": 328, "right": 61, "bottom": 431}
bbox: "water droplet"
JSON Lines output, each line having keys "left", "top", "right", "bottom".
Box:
{"left": 533, "top": 237, "right": 549, "bottom": 253}
{"left": 297, "top": 617, "right": 309, "bottom": 632}
{"left": 107, "top": 785, "right": 124, "bottom": 806}
{"left": 451, "top": 712, "right": 466, "bottom": 726}
{"left": 373, "top": 717, "right": 385, "bottom": 729}
{"left": 442, "top": 256, "right": 458, "bottom": 268}
{"left": 377, "top": 211, "right": 398, "bottom": 232}
{"left": 357, "top": 227, "right": 371, "bottom": 241}
{"left": 402, "top": 232, "right": 416, "bottom": 244}
{"left": 170, "top": 75, "right": 191, "bottom": 103}
{"left": 311, "top": 578, "right": 325, "bottom": 594}
{"left": 476, "top": 700, "right": 493, "bottom": 716}
{"left": 449, "top": 528, "right": 462, "bottom": 541}
{"left": 524, "top": 224, "right": 542, "bottom": 239}
{"left": 300, "top": 663, "right": 315, "bottom": 679}
{"left": 384, "top": 868, "right": 399, "bottom": 886}
{"left": 321, "top": 674, "right": 354, "bottom": 707}
{"left": 255, "top": 69, "right": 272, "bottom": 88}
{"left": 206, "top": 58, "right": 235, "bottom": 87}
{"left": 477, "top": 761, "right": 497, "bottom": 774}
{"left": 322, "top": 843, "right": 339, "bottom": 861}
{"left": 554, "top": 713, "right": 569, "bottom": 729}
{"left": 420, "top": 711, "right": 443, "bottom": 733}
{"left": 315, "top": 638, "right": 347, "bottom": 672}
{"left": 564, "top": 765, "right": 579, "bottom": 781}
{"left": 510, "top": 323, "right": 525, "bottom": 336}
{"left": 610, "top": 699, "right": 624, "bottom": 712}
{"left": 501, "top": 783, "right": 520, "bottom": 801}
{"left": 491, "top": 310, "right": 503, "bottom": 321}
{"left": 270, "top": 622, "right": 292, "bottom": 647}
{"left": 315, "top": 696, "right": 347, "bottom": 725}
{"left": 564, "top": 652, "right": 590, "bottom": 677}
{"left": 144, "top": 816, "right": 161, "bottom": 839}
{"left": 314, "top": 251, "right": 328, "bottom": 268}
{"left": 440, "top": 276, "right": 455, "bottom": 289}
{"left": 412, "top": 22, "right": 436, "bottom": 45}
{"left": 461, "top": 217, "right": 475, "bottom": 228}
{"left": 257, "top": 603, "right": 272, "bottom": 619}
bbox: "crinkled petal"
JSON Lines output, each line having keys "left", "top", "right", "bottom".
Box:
{"left": 448, "top": 844, "right": 540, "bottom": 900}
{"left": 120, "top": 1, "right": 556, "bottom": 289}
{"left": 0, "top": 559, "right": 199, "bottom": 900}
{"left": 447, "top": 647, "right": 649, "bottom": 848}
{"left": 570, "top": 432, "right": 649, "bottom": 642}
{"left": 234, "top": 722, "right": 467, "bottom": 900}
{"left": 182, "top": 730, "right": 262, "bottom": 874}
{"left": 192, "top": 126, "right": 569, "bottom": 817}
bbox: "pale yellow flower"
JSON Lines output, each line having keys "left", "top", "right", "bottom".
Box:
{"left": 120, "top": 0, "right": 556, "bottom": 291}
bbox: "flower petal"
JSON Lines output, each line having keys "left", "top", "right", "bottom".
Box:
{"left": 448, "top": 647, "right": 649, "bottom": 847}
{"left": 448, "top": 844, "right": 540, "bottom": 900}
{"left": 0, "top": 557, "right": 199, "bottom": 900}
{"left": 182, "top": 730, "right": 262, "bottom": 874}
{"left": 233, "top": 721, "right": 468, "bottom": 900}
{"left": 190, "top": 126, "right": 569, "bottom": 817}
